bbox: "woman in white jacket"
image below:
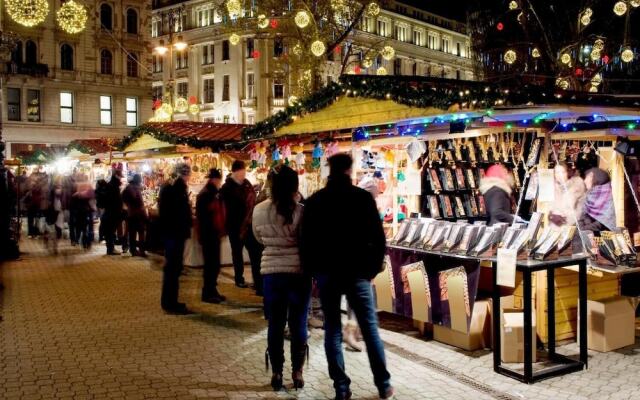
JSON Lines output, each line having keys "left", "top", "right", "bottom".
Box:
{"left": 252, "top": 165, "right": 310, "bottom": 391}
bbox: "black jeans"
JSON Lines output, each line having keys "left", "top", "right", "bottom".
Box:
{"left": 27, "top": 207, "right": 41, "bottom": 236}
{"left": 201, "top": 238, "right": 221, "bottom": 299}
{"left": 127, "top": 216, "right": 146, "bottom": 255}
{"left": 161, "top": 237, "right": 185, "bottom": 310}
{"left": 102, "top": 213, "right": 119, "bottom": 254}
{"left": 228, "top": 228, "right": 263, "bottom": 291}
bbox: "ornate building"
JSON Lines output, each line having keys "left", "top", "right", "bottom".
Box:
{"left": 1, "top": 0, "right": 152, "bottom": 159}
{"left": 150, "top": 0, "right": 475, "bottom": 125}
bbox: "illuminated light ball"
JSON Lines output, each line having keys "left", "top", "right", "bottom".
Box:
{"left": 226, "top": 0, "right": 242, "bottom": 16}
{"left": 497, "top": 22, "right": 504, "bottom": 31}
{"left": 593, "top": 39, "right": 605, "bottom": 51}
{"left": 6, "top": 0, "right": 49, "bottom": 27}
{"left": 580, "top": 14, "right": 591, "bottom": 26}
{"left": 310, "top": 40, "right": 326, "bottom": 57}
{"left": 56, "top": 0, "right": 88, "bottom": 34}
{"left": 376, "top": 66, "right": 387, "bottom": 76}
{"left": 188, "top": 104, "right": 200, "bottom": 115}
{"left": 270, "top": 19, "right": 279, "bottom": 29}
{"left": 560, "top": 53, "right": 571, "bottom": 64}
{"left": 251, "top": 50, "right": 261, "bottom": 59}
{"left": 589, "top": 85, "right": 598, "bottom": 93}
{"left": 621, "top": 48, "right": 635, "bottom": 63}
{"left": 631, "top": 0, "right": 640, "bottom": 7}
{"left": 556, "top": 79, "right": 570, "bottom": 90}
{"left": 366, "top": 2, "right": 380, "bottom": 16}
{"left": 158, "top": 103, "right": 172, "bottom": 115}
{"left": 590, "top": 49, "right": 601, "bottom": 61}
{"left": 591, "top": 74, "right": 602, "bottom": 86}
{"left": 504, "top": 49, "right": 517, "bottom": 64}
{"left": 381, "top": 45, "right": 395, "bottom": 60}
{"left": 614, "top": 1, "right": 628, "bottom": 16}
{"left": 292, "top": 43, "right": 303, "bottom": 56}
{"left": 257, "top": 14, "right": 270, "bottom": 29}
{"left": 508, "top": 1, "right": 518, "bottom": 10}
{"left": 532, "top": 48, "right": 541, "bottom": 58}
{"left": 229, "top": 33, "right": 240, "bottom": 45}
{"left": 188, "top": 96, "right": 197, "bottom": 105}
{"left": 155, "top": 103, "right": 173, "bottom": 122}
{"left": 294, "top": 10, "right": 310, "bottom": 28}
{"left": 583, "top": 7, "right": 593, "bottom": 17}
{"left": 175, "top": 97, "right": 188, "bottom": 113}
{"left": 288, "top": 96, "right": 299, "bottom": 107}
{"left": 575, "top": 68, "right": 583, "bottom": 76}
{"left": 362, "top": 58, "right": 373, "bottom": 68}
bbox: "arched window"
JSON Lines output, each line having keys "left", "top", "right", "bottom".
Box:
{"left": 100, "top": 49, "right": 113, "bottom": 74}
{"left": 10, "top": 41, "right": 23, "bottom": 64}
{"left": 126, "top": 9, "right": 138, "bottom": 34}
{"left": 25, "top": 41, "right": 37, "bottom": 65}
{"left": 100, "top": 3, "right": 113, "bottom": 30}
{"left": 126, "top": 52, "right": 138, "bottom": 78}
{"left": 61, "top": 44, "right": 74, "bottom": 70}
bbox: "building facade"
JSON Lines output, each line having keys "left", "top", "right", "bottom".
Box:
{"left": 1, "top": 0, "right": 153, "bottom": 159}
{"left": 150, "top": 0, "right": 475, "bottom": 125}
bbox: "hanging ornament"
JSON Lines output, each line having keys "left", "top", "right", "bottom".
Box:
{"left": 621, "top": 48, "right": 635, "bottom": 63}
{"left": 295, "top": 10, "right": 310, "bottom": 28}
{"left": 354, "top": 65, "right": 362, "bottom": 74}
{"left": 589, "top": 85, "right": 598, "bottom": 93}
{"left": 366, "top": 2, "right": 380, "bottom": 16}
{"left": 188, "top": 96, "right": 197, "bottom": 105}
{"left": 593, "top": 39, "right": 605, "bottom": 51}
{"left": 270, "top": 19, "right": 279, "bottom": 29}
{"left": 591, "top": 73, "right": 602, "bottom": 86}
{"left": 251, "top": 50, "right": 261, "bottom": 58}
{"left": 311, "top": 141, "right": 323, "bottom": 169}
{"left": 6, "top": 0, "right": 49, "bottom": 27}
{"left": 281, "top": 143, "right": 292, "bottom": 165}
{"left": 583, "top": 7, "right": 593, "bottom": 17}
{"left": 381, "top": 45, "right": 395, "bottom": 60}
{"left": 580, "top": 14, "right": 591, "bottom": 26}
{"left": 575, "top": 67, "right": 583, "bottom": 76}
{"left": 226, "top": 0, "right": 242, "bottom": 17}
{"left": 362, "top": 58, "right": 373, "bottom": 68}
{"left": 257, "top": 14, "right": 269, "bottom": 29}
{"left": 154, "top": 103, "right": 173, "bottom": 122}
{"left": 590, "top": 49, "right": 601, "bottom": 61}
{"left": 376, "top": 66, "right": 387, "bottom": 75}
{"left": 292, "top": 43, "right": 303, "bottom": 56}
{"left": 175, "top": 97, "right": 188, "bottom": 113}
{"left": 556, "top": 78, "right": 570, "bottom": 90}
{"left": 152, "top": 99, "right": 162, "bottom": 110}
{"left": 294, "top": 142, "right": 305, "bottom": 173}
{"left": 614, "top": 1, "right": 628, "bottom": 16}
{"left": 288, "top": 95, "right": 299, "bottom": 107}
{"left": 560, "top": 53, "right": 571, "bottom": 64}
{"left": 496, "top": 22, "right": 504, "bottom": 31}
{"left": 631, "top": 0, "right": 640, "bottom": 7}
{"left": 532, "top": 48, "right": 541, "bottom": 58}
{"left": 333, "top": 45, "right": 342, "bottom": 54}
{"left": 310, "top": 40, "right": 326, "bottom": 57}
{"left": 504, "top": 49, "right": 517, "bottom": 64}
{"left": 56, "top": 0, "right": 87, "bottom": 34}
{"left": 229, "top": 33, "right": 240, "bottom": 45}
{"left": 508, "top": 1, "right": 518, "bottom": 10}
{"left": 188, "top": 104, "right": 200, "bottom": 115}
{"left": 602, "top": 54, "right": 610, "bottom": 64}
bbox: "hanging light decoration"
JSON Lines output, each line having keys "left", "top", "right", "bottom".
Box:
{"left": 155, "top": 103, "right": 173, "bottom": 122}
{"left": 226, "top": 0, "right": 242, "bottom": 17}
{"left": 593, "top": 39, "right": 605, "bottom": 51}
{"left": 292, "top": 43, "right": 303, "bottom": 56}
{"left": 257, "top": 14, "right": 270, "bottom": 29}
{"left": 508, "top": 1, "right": 518, "bottom": 10}
{"left": 631, "top": 0, "right": 640, "bottom": 7}
{"left": 532, "top": 48, "right": 541, "bottom": 58}
{"left": 580, "top": 13, "right": 591, "bottom": 26}
{"left": 556, "top": 78, "right": 570, "bottom": 90}
{"left": 614, "top": 1, "right": 628, "bottom": 16}
{"left": 294, "top": 10, "right": 311, "bottom": 28}
{"left": 366, "top": 2, "right": 380, "bottom": 16}
{"left": 288, "top": 96, "right": 299, "bottom": 107}
{"left": 376, "top": 66, "right": 387, "bottom": 75}
{"left": 591, "top": 74, "right": 603, "bottom": 86}
{"left": 560, "top": 53, "right": 571, "bottom": 64}
{"left": 583, "top": 7, "right": 593, "bottom": 17}
{"left": 381, "top": 45, "right": 395, "bottom": 60}
{"left": 589, "top": 85, "right": 598, "bottom": 93}
{"left": 621, "top": 47, "right": 635, "bottom": 63}
{"left": 189, "top": 104, "right": 200, "bottom": 115}
{"left": 229, "top": 33, "right": 240, "bottom": 45}
{"left": 310, "top": 40, "right": 326, "bottom": 57}
{"left": 56, "top": 0, "right": 87, "bottom": 34}
{"left": 504, "top": 49, "right": 517, "bottom": 64}
{"left": 362, "top": 58, "right": 373, "bottom": 68}
{"left": 175, "top": 97, "right": 188, "bottom": 113}
{"left": 6, "top": 0, "right": 49, "bottom": 27}
{"left": 590, "top": 49, "right": 601, "bottom": 61}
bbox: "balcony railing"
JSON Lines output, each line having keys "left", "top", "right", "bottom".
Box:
{"left": 5, "top": 62, "right": 49, "bottom": 77}
{"left": 241, "top": 97, "right": 256, "bottom": 107}
{"left": 271, "top": 98, "right": 285, "bottom": 107}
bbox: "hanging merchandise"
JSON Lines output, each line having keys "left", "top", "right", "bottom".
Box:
{"left": 281, "top": 142, "right": 292, "bottom": 165}
{"left": 312, "top": 140, "right": 324, "bottom": 169}
{"left": 293, "top": 142, "right": 306, "bottom": 174}
{"left": 407, "top": 137, "right": 426, "bottom": 162}
{"left": 325, "top": 141, "right": 340, "bottom": 158}
{"left": 271, "top": 144, "right": 281, "bottom": 167}
{"left": 248, "top": 143, "right": 259, "bottom": 169}
{"left": 258, "top": 141, "right": 268, "bottom": 169}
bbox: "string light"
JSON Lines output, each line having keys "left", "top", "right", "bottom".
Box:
{"left": 155, "top": 103, "right": 173, "bottom": 122}
{"left": 580, "top": 14, "right": 591, "bottom": 26}
{"left": 229, "top": 33, "right": 240, "bottom": 45}
{"left": 621, "top": 48, "right": 635, "bottom": 63}
{"left": 294, "top": 10, "right": 310, "bottom": 28}
{"left": 560, "top": 53, "right": 571, "bottom": 64}
{"left": 614, "top": 1, "right": 628, "bottom": 16}
{"left": 509, "top": 1, "right": 518, "bottom": 10}
{"left": 591, "top": 73, "right": 602, "bottom": 86}
{"left": 175, "top": 97, "right": 188, "bottom": 113}
{"left": 376, "top": 66, "right": 387, "bottom": 75}
{"left": 381, "top": 45, "right": 395, "bottom": 60}
{"left": 292, "top": 43, "right": 303, "bottom": 56}
{"left": 6, "top": 0, "right": 49, "bottom": 27}
{"left": 310, "top": 40, "right": 326, "bottom": 57}
{"left": 532, "top": 48, "right": 541, "bottom": 58}
{"left": 590, "top": 49, "right": 601, "bottom": 61}
{"left": 56, "top": 0, "right": 87, "bottom": 34}
{"left": 188, "top": 104, "right": 200, "bottom": 115}
{"left": 257, "top": 14, "right": 269, "bottom": 29}
{"left": 504, "top": 49, "right": 517, "bottom": 64}
{"left": 362, "top": 58, "right": 373, "bottom": 68}
{"left": 226, "top": 0, "right": 242, "bottom": 17}
{"left": 366, "top": 2, "right": 380, "bottom": 16}
{"left": 594, "top": 39, "right": 605, "bottom": 51}
{"left": 556, "top": 78, "right": 570, "bottom": 90}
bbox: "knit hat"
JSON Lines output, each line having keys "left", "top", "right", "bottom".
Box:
{"left": 485, "top": 164, "right": 510, "bottom": 181}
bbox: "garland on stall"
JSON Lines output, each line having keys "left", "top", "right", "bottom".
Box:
{"left": 117, "top": 124, "right": 225, "bottom": 151}
{"left": 17, "top": 148, "right": 55, "bottom": 165}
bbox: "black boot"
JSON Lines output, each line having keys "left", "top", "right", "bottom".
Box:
{"left": 291, "top": 343, "right": 308, "bottom": 390}
{"left": 265, "top": 349, "right": 284, "bottom": 391}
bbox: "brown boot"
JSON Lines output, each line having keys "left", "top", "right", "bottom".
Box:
{"left": 343, "top": 321, "right": 363, "bottom": 352}
{"left": 291, "top": 343, "right": 308, "bottom": 390}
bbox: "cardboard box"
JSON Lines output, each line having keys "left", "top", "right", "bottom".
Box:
{"left": 373, "top": 264, "right": 394, "bottom": 313}
{"left": 433, "top": 300, "right": 490, "bottom": 351}
{"left": 500, "top": 308, "right": 537, "bottom": 363}
{"left": 586, "top": 296, "right": 635, "bottom": 352}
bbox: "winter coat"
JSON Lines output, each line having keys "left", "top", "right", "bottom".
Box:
{"left": 479, "top": 177, "right": 514, "bottom": 226}
{"left": 549, "top": 177, "right": 586, "bottom": 229}
{"left": 196, "top": 183, "right": 226, "bottom": 243}
{"left": 252, "top": 199, "right": 304, "bottom": 275}
{"left": 158, "top": 177, "right": 192, "bottom": 240}
{"left": 221, "top": 177, "right": 256, "bottom": 236}
{"left": 122, "top": 183, "right": 147, "bottom": 221}
{"left": 103, "top": 176, "right": 123, "bottom": 218}
{"left": 300, "top": 175, "right": 386, "bottom": 281}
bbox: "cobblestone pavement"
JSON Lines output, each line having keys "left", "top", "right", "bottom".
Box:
{"left": 1, "top": 238, "right": 639, "bottom": 400}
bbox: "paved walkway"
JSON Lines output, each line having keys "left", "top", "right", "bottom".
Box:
{"left": 1, "top": 239, "right": 639, "bottom": 400}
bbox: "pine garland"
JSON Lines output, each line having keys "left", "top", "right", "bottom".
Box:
{"left": 117, "top": 124, "right": 226, "bottom": 152}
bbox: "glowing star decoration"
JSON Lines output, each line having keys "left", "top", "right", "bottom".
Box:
{"left": 621, "top": 48, "right": 635, "bottom": 63}
{"left": 590, "top": 49, "right": 601, "bottom": 61}
{"left": 292, "top": 43, "right": 303, "bottom": 56}
{"left": 175, "top": 97, "right": 188, "bottom": 113}
{"left": 288, "top": 96, "right": 299, "bottom": 107}
{"left": 376, "top": 66, "right": 387, "bottom": 75}
{"left": 366, "top": 2, "right": 380, "bottom": 16}
{"left": 6, "top": 0, "right": 49, "bottom": 27}
{"left": 509, "top": 1, "right": 518, "bottom": 10}
{"left": 56, "top": 0, "right": 87, "bottom": 34}
{"left": 362, "top": 58, "right": 373, "bottom": 68}
{"left": 310, "top": 40, "right": 326, "bottom": 57}
{"left": 560, "top": 53, "right": 571, "bottom": 64}
{"left": 381, "top": 45, "right": 395, "bottom": 60}
{"left": 294, "top": 10, "right": 310, "bottom": 28}
{"left": 226, "top": 0, "right": 242, "bottom": 17}
{"left": 594, "top": 39, "right": 605, "bottom": 51}
{"left": 614, "top": 1, "right": 628, "bottom": 16}
{"left": 229, "top": 33, "right": 240, "bottom": 45}
{"left": 257, "top": 14, "right": 269, "bottom": 29}
{"left": 591, "top": 73, "right": 603, "bottom": 86}
{"left": 504, "top": 49, "right": 517, "bottom": 64}
{"left": 188, "top": 104, "right": 200, "bottom": 115}
{"left": 589, "top": 85, "right": 598, "bottom": 93}
{"left": 532, "top": 48, "right": 541, "bottom": 58}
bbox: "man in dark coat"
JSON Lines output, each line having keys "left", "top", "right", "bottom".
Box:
{"left": 122, "top": 174, "right": 148, "bottom": 257}
{"left": 220, "top": 160, "right": 263, "bottom": 294}
{"left": 102, "top": 166, "right": 124, "bottom": 255}
{"left": 196, "top": 169, "right": 226, "bottom": 303}
{"left": 159, "top": 164, "right": 193, "bottom": 314}
{"left": 300, "top": 154, "right": 393, "bottom": 400}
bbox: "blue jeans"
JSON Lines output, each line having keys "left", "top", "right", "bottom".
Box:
{"left": 263, "top": 273, "right": 311, "bottom": 373}
{"left": 316, "top": 275, "right": 392, "bottom": 395}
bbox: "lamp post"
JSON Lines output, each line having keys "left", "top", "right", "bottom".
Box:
{"left": 154, "top": 6, "right": 187, "bottom": 118}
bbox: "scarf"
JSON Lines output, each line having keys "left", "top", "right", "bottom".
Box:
{"left": 585, "top": 183, "right": 616, "bottom": 231}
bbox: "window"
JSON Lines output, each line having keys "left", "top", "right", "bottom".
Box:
{"left": 428, "top": 32, "right": 438, "bottom": 50}
{"left": 177, "top": 82, "right": 188, "bottom": 98}
{"left": 362, "top": 16, "right": 374, "bottom": 32}
{"left": 126, "top": 9, "right": 138, "bottom": 34}
{"left": 152, "top": 55, "right": 163, "bottom": 72}
{"left": 442, "top": 37, "right": 450, "bottom": 53}
{"left": 246, "top": 38, "right": 254, "bottom": 58}
{"left": 456, "top": 42, "right": 461, "bottom": 56}
{"left": 326, "top": 75, "right": 333, "bottom": 85}
{"left": 412, "top": 62, "right": 418, "bottom": 76}
{"left": 176, "top": 50, "right": 188, "bottom": 69}
{"left": 25, "top": 41, "right": 37, "bottom": 64}
{"left": 274, "top": 37, "right": 284, "bottom": 57}
{"left": 203, "top": 78, "right": 214, "bottom": 103}
{"left": 100, "top": 95, "right": 112, "bottom": 125}
{"left": 27, "top": 90, "right": 40, "bottom": 122}
{"left": 222, "top": 75, "right": 230, "bottom": 101}
{"left": 394, "top": 59, "right": 402, "bottom": 75}
{"left": 246, "top": 73, "right": 254, "bottom": 98}
{"left": 100, "top": 3, "right": 113, "bottom": 30}
{"left": 273, "top": 78, "right": 284, "bottom": 99}
{"left": 100, "top": 49, "right": 113, "bottom": 74}
{"left": 10, "top": 41, "right": 22, "bottom": 64}
{"left": 197, "top": 8, "right": 213, "bottom": 27}
{"left": 127, "top": 52, "right": 138, "bottom": 77}
{"left": 456, "top": 70, "right": 461, "bottom": 80}
{"left": 222, "top": 40, "right": 230, "bottom": 61}
{"left": 174, "top": 13, "right": 187, "bottom": 32}
{"left": 7, "top": 88, "right": 20, "bottom": 121}
{"left": 152, "top": 19, "right": 161, "bottom": 37}
{"left": 126, "top": 97, "right": 137, "bottom": 127}
{"left": 60, "top": 92, "right": 73, "bottom": 123}
{"left": 152, "top": 85, "right": 163, "bottom": 101}
{"left": 377, "top": 19, "right": 389, "bottom": 36}
{"left": 202, "top": 44, "right": 214, "bottom": 65}
{"left": 61, "top": 44, "right": 73, "bottom": 70}
{"left": 413, "top": 30, "right": 424, "bottom": 46}
{"left": 395, "top": 25, "right": 407, "bottom": 42}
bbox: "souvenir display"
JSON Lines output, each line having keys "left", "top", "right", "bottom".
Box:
{"left": 532, "top": 230, "right": 561, "bottom": 260}
{"left": 443, "top": 223, "right": 465, "bottom": 252}
{"left": 457, "top": 225, "right": 480, "bottom": 255}
{"left": 454, "top": 196, "right": 466, "bottom": 218}
{"left": 455, "top": 168, "right": 467, "bottom": 189}
{"left": 440, "top": 195, "right": 455, "bottom": 218}
{"left": 401, "top": 220, "right": 423, "bottom": 247}
{"left": 429, "top": 169, "right": 442, "bottom": 191}
{"left": 466, "top": 169, "right": 477, "bottom": 189}
{"left": 557, "top": 226, "right": 577, "bottom": 255}
{"left": 425, "top": 224, "right": 447, "bottom": 250}
{"left": 390, "top": 219, "right": 412, "bottom": 245}
{"left": 470, "top": 227, "right": 497, "bottom": 256}
{"left": 442, "top": 168, "right": 455, "bottom": 191}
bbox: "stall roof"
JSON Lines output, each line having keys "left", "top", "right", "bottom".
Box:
{"left": 67, "top": 139, "right": 113, "bottom": 155}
